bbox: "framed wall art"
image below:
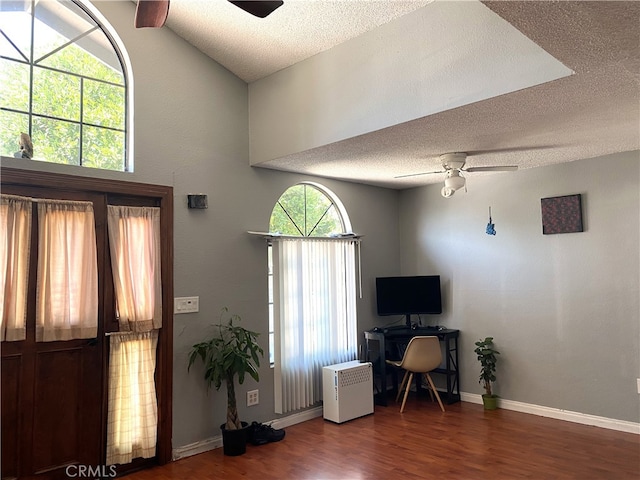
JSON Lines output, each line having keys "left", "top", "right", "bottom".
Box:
{"left": 540, "top": 194, "right": 583, "bottom": 235}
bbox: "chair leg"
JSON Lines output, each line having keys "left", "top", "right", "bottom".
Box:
{"left": 422, "top": 374, "right": 435, "bottom": 402}
{"left": 424, "top": 373, "right": 445, "bottom": 412}
{"left": 400, "top": 372, "right": 414, "bottom": 413}
{"left": 396, "top": 370, "right": 409, "bottom": 403}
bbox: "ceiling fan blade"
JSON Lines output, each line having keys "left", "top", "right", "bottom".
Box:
{"left": 464, "top": 166, "right": 518, "bottom": 173}
{"left": 394, "top": 170, "right": 446, "bottom": 179}
{"left": 135, "top": 0, "right": 170, "bottom": 28}
{"left": 228, "top": 1, "right": 284, "bottom": 18}
{"left": 464, "top": 145, "right": 558, "bottom": 156}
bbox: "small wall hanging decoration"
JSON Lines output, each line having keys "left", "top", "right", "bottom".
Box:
{"left": 486, "top": 207, "right": 496, "bottom": 235}
{"left": 540, "top": 194, "right": 583, "bottom": 234}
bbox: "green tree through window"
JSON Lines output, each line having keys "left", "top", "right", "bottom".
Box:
{"left": 269, "top": 184, "right": 344, "bottom": 237}
{"left": 0, "top": 0, "right": 129, "bottom": 170}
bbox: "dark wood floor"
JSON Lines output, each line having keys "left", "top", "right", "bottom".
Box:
{"left": 125, "top": 395, "right": 639, "bottom": 479}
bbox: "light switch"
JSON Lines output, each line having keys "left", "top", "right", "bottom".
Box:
{"left": 174, "top": 296, "right": 199, "bottom": 314}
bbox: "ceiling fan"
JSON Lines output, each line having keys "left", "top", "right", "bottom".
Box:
{"left": 134, "top": 0, "right": 284, "bottom": 28}
{"left": 395, "top": 152, "right": 518, "bottom": 198}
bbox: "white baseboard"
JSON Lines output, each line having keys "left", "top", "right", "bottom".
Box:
{"left": 172, "top": 406, "right": 323, "bottom": 460}
{"left": 460, "top": 392, "right": 640, "bottom": 435}
{"left": 172, "top": 436, "right": 223, "bottom": 461}
{"left": 268, "top": 406, "right": 324, "bottom": 430}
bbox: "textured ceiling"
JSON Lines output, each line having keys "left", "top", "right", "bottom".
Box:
{"left": 166, "top": 0, "right": 435, "bottom": 83}
{"left": 162, "top": 0, "right": 640, "bottom": 189}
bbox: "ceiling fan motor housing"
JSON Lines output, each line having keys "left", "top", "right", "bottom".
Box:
{"left": 440, "top": 152, "right": 467, "bottom": 170}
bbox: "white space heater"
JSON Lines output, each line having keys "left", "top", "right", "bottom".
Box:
{"left": 322, "top": 360, "right": 374, "bottom": 424}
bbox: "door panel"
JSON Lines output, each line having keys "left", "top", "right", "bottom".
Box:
{"left": 33, "top": 348, "right": 82, "bottom": 472}
{"left": 31, "top": 344, "right": 102, "bottom": 476}
{"left": 1, "top": 355, "right": 22, "bottom": 479}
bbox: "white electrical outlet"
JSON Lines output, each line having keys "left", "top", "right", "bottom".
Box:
{"left": 637, "top": 378, "right": 640, "bottom": 394}
{"left": 174, "top": 296, "right": 199, "bottom": 314}
{"left": 247, "top": 389, "right": 259, "bottom": 406}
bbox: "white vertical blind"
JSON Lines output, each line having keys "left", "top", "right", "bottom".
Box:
{"left": 0, "top": 194, "right": 32, "bottom": 341}
{"left": 36, "top": 199, "right": 98, "bottom": 342}
{"left": 106, "top": 330, "right": 159, "bottom": 465}
{"left": 107, "top": 206, "right": 162, "bottom": 332}
{"left": 273, "top": 237, "right": 358, "bottom": 414}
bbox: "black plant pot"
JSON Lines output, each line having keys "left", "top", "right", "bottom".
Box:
{"left": 220, "top": 421, "right": 249, "bottom": 456}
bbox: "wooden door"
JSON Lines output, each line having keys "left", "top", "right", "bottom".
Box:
{"left": 1, "top": 168, "right": 173, "bottom": 480}
{"left": 1, "top": 339, "right": 104, "bottom": 480}
{"left": 1, "top": 186, "right": 106, "bottom": 480}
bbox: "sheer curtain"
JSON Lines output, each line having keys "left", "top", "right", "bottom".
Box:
{"left": 36, "top": 199, "right": 98, "bottom": 342}
{"left": 0, "top": 194, "right": 32, "bottom": 341}
{"left": 273, "top": 237, "right": 358, "bottom": 414}
{"left": 107, "top": 206, "right": 162, "bottom": 332}
{"left": 106, "top": 330, "right": 159, "bottom": 465}
{"left": 106, "top": 205, "right": 161, "bottom": 464}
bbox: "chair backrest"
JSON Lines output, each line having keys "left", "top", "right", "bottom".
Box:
{"left": 400, "top": 336, "right": 442, "bottom": 373}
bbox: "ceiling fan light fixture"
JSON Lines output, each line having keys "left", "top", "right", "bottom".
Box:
{"left": 441, "top": 187, "right": 455, "bottom": 198}
{"left": 444, "top": 171, "right": 465, "bottom": 191}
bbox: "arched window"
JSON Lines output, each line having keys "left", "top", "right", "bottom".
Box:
{"left": 268, "top": 183, "right": 359, "bottom": 414}
{"left": 269, "top": 182, "right": 350, "bottom": 237}
{"left": 0, "top": 0, "right": 132, "bottom": 171}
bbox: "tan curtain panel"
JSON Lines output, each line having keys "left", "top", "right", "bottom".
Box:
{"left": 36, "top": 199, "right": 98, "bottom": 342}
{"left": 106, "top": 330, "right": 159, "bottom": 465}
{"left": 0, "top": 194, "right": 32, "bottom": 341}
{"left": 107, "top": 206, "right": 162, "bottom": 332}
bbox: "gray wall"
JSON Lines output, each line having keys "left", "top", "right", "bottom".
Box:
{"left": 398, "top": 151, "right": 640, "bottom": 422}
{"left": 0, "top": 1, "right": 400, "bottom": 449}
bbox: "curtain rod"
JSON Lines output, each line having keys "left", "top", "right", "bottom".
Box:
{"left": 247, "top": 231, "right": 363, "bottom": 241}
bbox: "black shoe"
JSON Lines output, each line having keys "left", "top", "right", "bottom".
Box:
{"left": 248, "top": 421, "right": 285, "bottom": 445}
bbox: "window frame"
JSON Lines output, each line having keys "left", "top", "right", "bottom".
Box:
{"left": 0, "top": 0, "right": 134, "bottom": 171}
{"left": 267, "top": 182, "right": 352, "bottom": 365}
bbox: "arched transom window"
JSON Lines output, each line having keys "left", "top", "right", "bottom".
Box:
{"left": 0, "top": 0, "right": 132, "bottom": 171}
{"left": 269, "top": 182, "right": 350, "bottom": 237}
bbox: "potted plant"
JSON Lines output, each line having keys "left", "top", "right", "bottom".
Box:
{"left": 474, "top": 336, "right": 500, "bottom": 410}
{"left": 188, "top": 307, "right": 264, "bottom": 455}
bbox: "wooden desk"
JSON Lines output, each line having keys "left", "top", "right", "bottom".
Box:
{"left": 364, "top": 326, "right": 460, "bottom": 406}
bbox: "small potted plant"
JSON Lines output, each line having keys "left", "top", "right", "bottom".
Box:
{"left": 474, "top": 336, "right": 500, "bottom": 410}
{"left": 188, "top": 307, "right": 264, "bottom": 455}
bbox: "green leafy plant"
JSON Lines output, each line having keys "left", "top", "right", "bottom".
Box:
{"left": 188, "top": 308, "right": 263, "bottom": 430}
{"left": 474, "top": 336, "right": 500, "bottom": 397}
